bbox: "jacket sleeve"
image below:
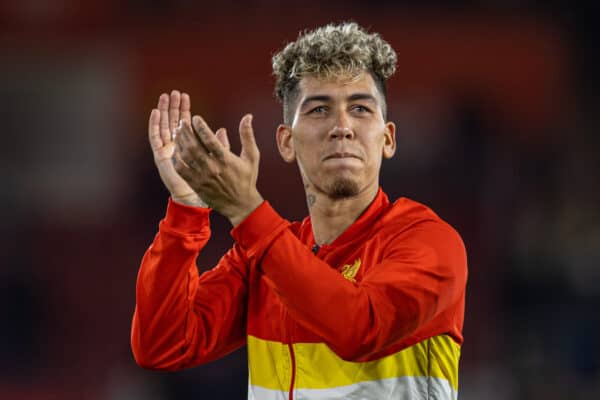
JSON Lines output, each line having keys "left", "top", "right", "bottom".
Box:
{"left": 231, "top": 201, "right": 467, "bottom": 361}
{"left": 131, "top": 198, "right": 249, "bottom": 371}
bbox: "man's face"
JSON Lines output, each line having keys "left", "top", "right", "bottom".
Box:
{"left": 276, "top": 71, "right": 396, "bottom": 199}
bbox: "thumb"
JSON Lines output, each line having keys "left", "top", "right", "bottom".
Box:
{"left": 239, "top": 114, "right": 259, "bottom": 163}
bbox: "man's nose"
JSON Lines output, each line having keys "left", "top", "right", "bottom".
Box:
{"left": 328, "top": 111, "right": 354, "bottom": 140}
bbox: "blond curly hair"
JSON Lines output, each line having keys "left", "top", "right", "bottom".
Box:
{"left": 272, "top": 22, "right": 397, "bottom": 123}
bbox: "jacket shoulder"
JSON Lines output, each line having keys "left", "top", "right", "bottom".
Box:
{"left": 378, "top": 197, "right": 462, "bottom": 242}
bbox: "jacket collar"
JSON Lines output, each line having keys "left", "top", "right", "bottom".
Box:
{"left": 300, "top": 187, "right": 391, "bottom": 250}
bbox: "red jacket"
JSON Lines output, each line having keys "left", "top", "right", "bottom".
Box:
{"left": 132, "top": 189, "right": 467, "bottom": 399}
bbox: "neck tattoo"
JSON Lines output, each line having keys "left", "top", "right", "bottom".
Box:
{"left": 307, "top": 193, "right": 316, "bottom": 208}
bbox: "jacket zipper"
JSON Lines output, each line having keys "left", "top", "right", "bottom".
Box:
{"left": 281, "top": 305, "right": 296, "bottom": 400}
{"left": 283, "top": 294, "right": 297, "bottom": 400}
{"left": 288, "top": 342, "right": 296, "bottom": 400}
{"left": 288, "top": 242, "right": 320, "bottom": 399}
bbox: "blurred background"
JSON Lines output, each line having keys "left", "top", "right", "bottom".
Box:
{"left": 1, "top": 0, "right": 599, "bottom": 399}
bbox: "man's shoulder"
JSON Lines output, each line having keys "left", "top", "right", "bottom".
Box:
{"left": 381, "top": 196, "right": 440, "bottom": 223}
{"left": 372, "top": 198, "right": 466, "bottom": 264}
{"left": 378, "top": 196, "right": 461, "bottom": 240}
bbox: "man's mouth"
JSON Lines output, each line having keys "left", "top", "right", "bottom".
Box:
{"left": 323, "top": 152, "right": 361, "bottom": 161}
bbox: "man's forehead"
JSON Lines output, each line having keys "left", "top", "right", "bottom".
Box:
{"left": 297, "top": 71, "right": 380, "bottom": 100}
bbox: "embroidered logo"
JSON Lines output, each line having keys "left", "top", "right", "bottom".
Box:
{"left": 341, "top": 259, "right": 361, "bottom": 282}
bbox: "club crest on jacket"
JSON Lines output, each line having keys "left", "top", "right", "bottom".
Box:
{"left": 341, "top": 259, "right": 361, "bottom": 282}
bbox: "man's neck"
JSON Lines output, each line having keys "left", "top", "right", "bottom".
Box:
{"left": 308, "top": 184, "right": 379, "bottom": 245}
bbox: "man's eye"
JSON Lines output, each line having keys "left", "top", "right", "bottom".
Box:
{"left": 309, "top": 106, "right": 327, "bottom": 114}
{"left": 352, "top": 105, "right": 371, "bottom": 113}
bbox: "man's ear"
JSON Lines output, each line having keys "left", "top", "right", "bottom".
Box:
{"left": 276, "top": 124, "right": 296, "bottom": 163}
{"left": 382, "top": 121, "right": 396, "bottom": 159}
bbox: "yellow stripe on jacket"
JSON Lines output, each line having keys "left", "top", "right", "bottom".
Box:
{"left": 247, "top": 335, "right": 460, "bottom": 392}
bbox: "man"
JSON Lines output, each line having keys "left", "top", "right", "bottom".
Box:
{"left": 131, "top": 22, "right": 467, "bottom": 400}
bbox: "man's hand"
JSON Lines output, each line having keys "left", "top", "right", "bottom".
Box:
{"left": 148, "top": 91, "right": 208, "bottom": 207}
{"left": 172, "top": 114, "right": 264, "bottom": 226}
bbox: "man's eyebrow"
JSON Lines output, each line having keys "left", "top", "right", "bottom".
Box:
{"left": 347, "top": 93, "right": 378, "bottom": 103}
{"left": 300, "top": 93, "right": 378, "bottom": 109}
{"left": 300, "top": 95, "right": 332, "bottom": 109}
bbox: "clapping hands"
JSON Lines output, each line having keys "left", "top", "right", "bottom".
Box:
{"left": 148, "top": 90, "right": 263, "bottom": 226}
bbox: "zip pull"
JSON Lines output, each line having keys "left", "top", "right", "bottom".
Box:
{"left": 312, "top": 244, "right": 320, "bottom": 254}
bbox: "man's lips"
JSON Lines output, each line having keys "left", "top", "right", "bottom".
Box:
{"left": 323, "top": 152, "right": 362, "bottom": 161}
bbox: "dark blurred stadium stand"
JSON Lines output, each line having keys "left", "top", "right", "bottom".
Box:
{"left": 0, "top": 1, "right": 599, "bottom": 399}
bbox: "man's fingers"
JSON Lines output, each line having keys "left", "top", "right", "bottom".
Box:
{"left": 172, "top": 149, "right": 194, "bottom": 180}
{"left": 180, "top": 93, "right": 192, "bottom": 124}
{"left": 192, "top": 115, "right": 226, "bottom": 160}
{"left": 215, "top": 128, "right": 230, "bottom": 151}
{"left": 169, "top": 90, "right": 181, "bottom": 133}
{"left": 148, "top": 108, "right": 162, "bottom": 150}
{"left": 158, "top": 93, "right": 171, "bottom": 143}
{"left": 174, "top": 120, "right": 211, "bottom": 165}
{"left": 239, "top": 114, "right": 259, "bottom": 163}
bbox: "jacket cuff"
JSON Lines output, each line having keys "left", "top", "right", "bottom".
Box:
{"left": 230, "top": 201, "right": 289, "bottom": 260}
{"left": 159, "top": 197, "right": 211, "bottom": 236}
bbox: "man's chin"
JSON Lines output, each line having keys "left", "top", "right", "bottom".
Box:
{"left": 326, "top": 178, "right": 360, "bottom": 199}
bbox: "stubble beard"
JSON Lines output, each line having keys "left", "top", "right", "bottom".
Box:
{"left": 326, "top": 177, "right": 360, "bottom": 199}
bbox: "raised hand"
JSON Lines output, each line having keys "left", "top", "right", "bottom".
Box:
{"left": 172, "top": 114, "right": 264, "bottom": 226}
{"left": 148, "top": 91, "right": 207, "bottom": 207}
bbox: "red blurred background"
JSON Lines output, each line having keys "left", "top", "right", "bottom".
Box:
{"left": 1, "top": 1, "right": 599, "bottom": 399}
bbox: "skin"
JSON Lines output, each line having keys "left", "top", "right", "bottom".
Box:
{"left": 149, "top": 90, "right": 262, "bottom": 226}
{"left": 148, "top": 91, "right": 202, "bottom": 206}
{"left": 149, "top": 71, "right": 396, "bottom": 244}
{"left": 276, "top": 71, "right": 396, "bottom": 244}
